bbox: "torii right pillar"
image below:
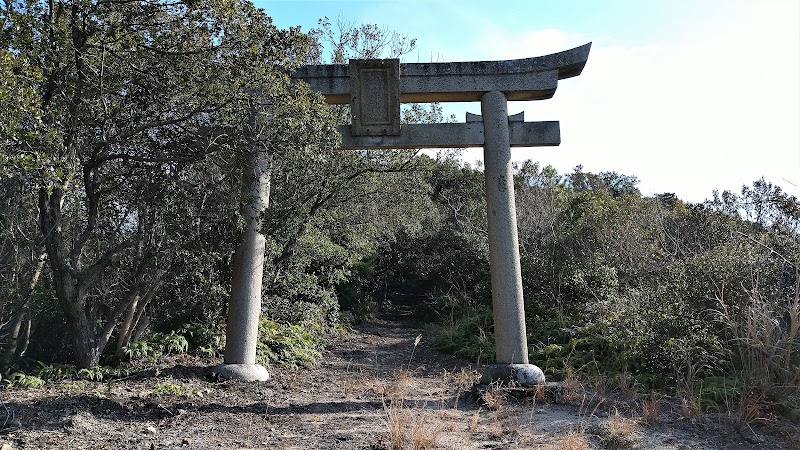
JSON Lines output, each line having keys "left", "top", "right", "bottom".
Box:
{"left": 482, "top": 90, "right": 528, "bottom": 365}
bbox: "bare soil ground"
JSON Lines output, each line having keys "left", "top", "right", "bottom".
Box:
{"left": 2, "top": 315, "right": 798, "bottom": 449}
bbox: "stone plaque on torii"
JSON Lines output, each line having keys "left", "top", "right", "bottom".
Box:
{"left": 294, "top": 43, "right": 592, "bottom": 384}
{"left": 211, "top": 43, "right": 591, "bottom": 383}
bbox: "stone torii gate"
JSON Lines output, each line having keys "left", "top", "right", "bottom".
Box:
{"left": 299, "top": 43, "right": 591, "bottom": 384}
{"left": 212, "top": 43, "right": 590, "bottom": 383}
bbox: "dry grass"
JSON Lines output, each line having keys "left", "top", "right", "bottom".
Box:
{"left": 560, "top": 368, "right": 583, "bottom": 404}
{"left": 382, "top": 369, "right": 415, "bottom": 402}
{"left": 547, "top": 430, "right": 592, "bottom": 450}
{"left": 441, "top": 367, "right": 480, "bottom": 391}
{"left": 737, "top": 390, "right": 774, "bottom": 427}
{"left": 480, "top": 382, "right": 507, "bottom": 410}
{"left": 441, "top": 367, "right": 480, "bottom": 409}
{"left": 674, "top": 358, "right": 707, "bottom": 425}
{"left": 719, "top": 293, "right": 800, "bottom": 397}
{"left": 469, "top": 409, "right": 481, "bottom": 431}
{"left": 491, "top": 411, "right": 521, "bottom": 438}
{"left": 640, "top": 397, "right": 660, "bottom": 425}
{"left": 607, "top": 409, "right": 635, "bottom": 436}
{"left": 680, "top": 393, "right": 705, "bottom": 425}
{"left": 582, "top": 408, "right": 638, "bottom": 449}
{"left": 605, "top": 408, "right": 637, "bottom": 447}
{"left": 614, "top": 371, "right": 636, "bottom": 400}
{"left": 383, "top": 401, "right": 443, "bottom": 450}
{"left": 340, "top": 364, "right": 379, "bottom": 397}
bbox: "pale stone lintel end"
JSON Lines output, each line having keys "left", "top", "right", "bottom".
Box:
{"left": 466, "top": 112, "right": 481, "bottom": 123}
{"left": 509, "top": 112, "right": 524, "bottom": 122}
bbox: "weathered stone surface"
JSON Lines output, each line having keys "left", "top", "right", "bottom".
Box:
{"left": 482, "top": 91, "right": 528, "bottom": 365}
{"left": 222, "top": 146, "right": 270, "bottom": 371}
{"left": 210, "top": 363, "right": 270, "bottom": 382}
{"left": 292, "top": 43, "right": 591, "bottom": 104}
{"left": 466, "top": 111, "right": 524, "bottom": 123}
{"left": 337, "top": 120, "right": 559, "bottom": 149}
{"left": 350, "top": 59, "right": 400, "bottom": 136}
{"left": 513, "top": 364, "right": 545, "bottom": 385}
{"left": 481, "top": 363, "right": 545, "bottom": 386}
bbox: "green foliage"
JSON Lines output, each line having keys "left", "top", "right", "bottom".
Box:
{"left": 124, "top": 325, "right": 222, "bottom": 362}
{"left": 698, "top": 376, "right": 743, "bottom": 411}
{"left": 155, "top": 332, "right": 189, "bottom": 355}
{"left": 2, "top": 372, "right": 45, "bottom": 389}
{"left": 336, "top": 259, "right": 378, "bottom": 319}
{"left": 776, "top": 395, "right": 800, "bottom": 421}
{"left": 256, "top": 317, "right": 326, "bottom": 368}
{"left": 35, "top": 362, "right": 78, "bottom": 381}
{"left": 3, "top": 0, "right": 798, "bottom": 417}
{"left": 123, "top": 341, "right": 159, "bottom": 361}
{"left": 152, "top": 381, "right": 182, "bottom": 397}
{"left": 2, "top": 0, "right": 334, "bottom": 369}
{"left": 427, "top": 164, "right": 800, "bottom": 414}
{"left": 365, "top": 157, "right": 490, "bottom": 318}
{"left": 432, "top": 309, "right": 495, "bottom": 363}
{"left": 174, "top": 324, "right": 226, "bottom": 358}
{"left": 77, "top": 366, "right": 129, "bottom": 382}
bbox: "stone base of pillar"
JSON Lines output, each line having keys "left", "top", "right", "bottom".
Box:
{"left": 210, "top": 363, "right": 270, "bottom": 382}
{"left": 481, "top": 363, "right": 545, "bottom": 386}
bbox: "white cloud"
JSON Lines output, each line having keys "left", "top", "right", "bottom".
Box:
{"left": 473, "top": 28, "right": 573, "bottom": 61}
{"left": 456, "top": 2, "right": 800, "bottom": 202}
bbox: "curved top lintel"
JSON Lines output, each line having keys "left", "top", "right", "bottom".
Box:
{"left": 292, "top": 42, "right": 591, "bottom": 104}
{"left": 401, "top": 42, "right": 592, "bottom": 80}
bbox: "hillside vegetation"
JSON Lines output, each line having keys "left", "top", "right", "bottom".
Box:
{"left": 2, "top": 0, "right": 798, "bottom": 429}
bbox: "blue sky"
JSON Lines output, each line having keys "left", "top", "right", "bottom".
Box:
{"left": 255, "top": 0, "right": 800, "bottom": 203}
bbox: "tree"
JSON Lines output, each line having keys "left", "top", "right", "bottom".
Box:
{"left": 255, "top": 16, "right": 449, "bottom": 323}
{"left": 2, "top": 0, "right": 317, "bottom": 367}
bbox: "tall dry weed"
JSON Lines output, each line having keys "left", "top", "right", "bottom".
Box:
{"left": 718, "top": 292, "right": 800, "bottom": 398}
{"left": 480, "top": 381, "right": 507, "bottom": 410}
{"left": 640, "top": 396, "right": 660, "bottom": 425}
{"left": 382, "top": 401, "right": 442, "bottom": 450}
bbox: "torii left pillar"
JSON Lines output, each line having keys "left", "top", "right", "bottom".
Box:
{"left": 211, "top": 142, "right": 271, "bottom": 382}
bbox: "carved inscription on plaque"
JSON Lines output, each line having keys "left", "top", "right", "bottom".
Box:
{"left": 350, "top": 59, "right": 400, "bottom": 136}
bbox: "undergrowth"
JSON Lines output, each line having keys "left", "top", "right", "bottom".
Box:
{"left": 433, "top": 290, "right": 800, "bottom": 422}
{"left": 257, "top": 317, "right": 345, "bottom": 368}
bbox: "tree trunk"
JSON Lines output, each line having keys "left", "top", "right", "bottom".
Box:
{"left": 39, "top": 186, "right": 104, "bottom": 368}
{"left": 16, "top": 317, "right": 31, "bottom": 358}
{"left": 114, "top": 274, "right": 164, "bottom": 360}
{"left": 132, "top": 315, "right": 151, "bottom": 342}
{"left": 115, "top": 293, "right": 141, "bottom": 360}
{"left": 2, "top": 247, "right": 47, "bottom": 366}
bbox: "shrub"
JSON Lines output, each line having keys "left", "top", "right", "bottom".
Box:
{"left": 175, "top": 323, "right": 225, "bottom": 357}
{"left": 3, "top": 372, "right": 45, "bottom": 389}
{"left": 256, "top": 317, "right": 326, "bottom": 368}
{"left": 35, "top": 362, "right": 78, "bottom": 381}
{"left": 432, "top": 309, "right": 495, "bottom": 363}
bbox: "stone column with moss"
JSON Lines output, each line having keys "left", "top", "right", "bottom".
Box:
{"left": 211, "top": 143, "right": 271, "bottom": 382}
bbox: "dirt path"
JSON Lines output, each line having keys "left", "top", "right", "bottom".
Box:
{"left": 2, "top": 316, "right": 797, "bottom": 449}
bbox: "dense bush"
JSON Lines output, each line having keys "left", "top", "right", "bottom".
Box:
{"left": 425, "top": 163, "right": 799, "bottom": 416}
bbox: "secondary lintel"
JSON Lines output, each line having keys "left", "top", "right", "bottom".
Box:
{"left": 337, "top": 120, "right": 560, "bottom": 149}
